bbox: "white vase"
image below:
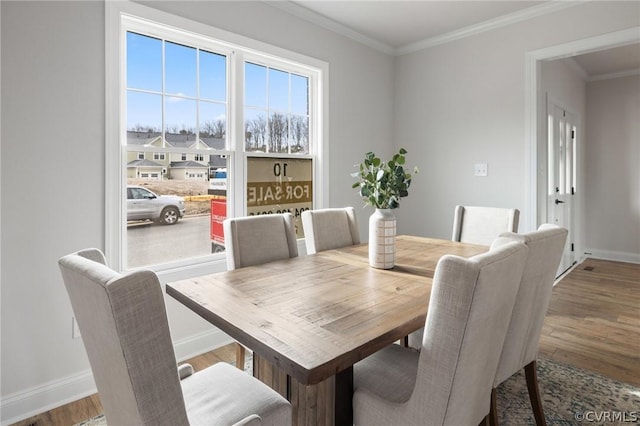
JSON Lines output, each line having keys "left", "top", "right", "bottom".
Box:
{"left": 368, "top": 208, "right": 396, "bottom": 269}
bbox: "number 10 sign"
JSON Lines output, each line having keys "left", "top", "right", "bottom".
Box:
{"left": 246, "top": 157, "right": 313, "bottom": 238}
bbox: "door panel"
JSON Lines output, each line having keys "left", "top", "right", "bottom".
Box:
{"left": 547, "top": 100, "right": 577, "bottom": 276}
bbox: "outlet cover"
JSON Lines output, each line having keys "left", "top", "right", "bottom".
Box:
{"left": 474, "top": 163, "right": 488, "bottom": 177}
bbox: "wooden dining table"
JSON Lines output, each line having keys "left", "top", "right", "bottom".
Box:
{"left": 166, "top": 235, "right": 487, "bottom": 426}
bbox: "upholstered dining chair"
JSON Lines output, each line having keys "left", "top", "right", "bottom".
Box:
{"left": 301, "top": 207, "right": 360, "bottom": 254}
{"left": 452, "top": 205, "right": 520, "bottom": 246}
{"left": 352, "top": 239, "right": 529, "bottom": 426}
{"left": 223, "top": 212, "right": 299, "bottom": 369}
{"left": 406, "top": 204, "right": 521, "bottom": 350}
{"left": 489, "top": 224, "right": 568, "bottom": 426}
{"left": 58, "top": 249, "right": 291, "bottom": 426}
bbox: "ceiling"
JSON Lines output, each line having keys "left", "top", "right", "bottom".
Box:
{"left": 292, "top": 0, "right": 544, "bottom": 49}
{"left": 278, "top": 0, "right": 640, "bottom": 79}
{"left": 571, "top": 43, "right": 640, "bottom": 80}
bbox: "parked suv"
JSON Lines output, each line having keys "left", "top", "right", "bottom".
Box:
{"left": 127, "top": 186, "right": 185, "bottom": 225}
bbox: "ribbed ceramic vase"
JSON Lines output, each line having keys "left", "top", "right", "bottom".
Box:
{"left": 368, "top": 208, "right": 396, "bottom": 269}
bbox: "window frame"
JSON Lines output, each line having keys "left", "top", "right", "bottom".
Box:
{"left": 105, "top": 1, "right": 328, "bottom": 279}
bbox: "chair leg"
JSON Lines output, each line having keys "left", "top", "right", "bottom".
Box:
{"left": 401, "top": 335, "right": 409, "bottom": 347}
{"left": 525, "top": 360, "right": 547, "bottom": 426}
{"left": 489, "top": 387, "right": 499, "bottom": 426}
{"left": 236, "top": 343, "right": 246, "bottom": 371}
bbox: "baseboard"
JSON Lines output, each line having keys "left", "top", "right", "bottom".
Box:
{"left": 1, "top": 369, "right": 97, "bottom": 426}
{"left": 584, "top": 248, "right": 640, "bottom": 264}
{"left": 0, "top": 329, "right": 232, "bottom": 426}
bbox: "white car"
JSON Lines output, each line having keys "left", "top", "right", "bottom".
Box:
{"left": 127, "top": 186, "right": 185, "bottom": 225}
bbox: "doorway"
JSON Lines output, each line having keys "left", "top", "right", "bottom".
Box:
{"left": 525, "top": 26, "right": 640, "bottom": 270}
{"left": 547, "top": 98, "right": 577, "bottom": 274}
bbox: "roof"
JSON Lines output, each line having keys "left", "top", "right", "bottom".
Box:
{"left": 127, "top": 159, "right": 164, "bottom": 168}
{"left": 165, "top": 132, "right": 197, "bottom": 148}
{"left": 127, "top": 131, "right": 162, "bottom": 146}
{"left": 209, "top": 157, "right": 226, "bottom": 168}
{"left": 201, "top": 137, "right": 225, "bottom": 149}
{"left": 126, "top": 131, "right": 225, "bottom": 150}
{"left": 169, "top": 161, "right": 209, "bottom": 169}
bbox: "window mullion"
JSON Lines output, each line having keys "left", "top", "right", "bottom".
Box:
{"left": 265, "top": 65, "right": 270, "bottom": 154}
{"left": 231, "top": 50, "right": 245, "bottom": 218}
{"left": 196, "top": 47, "right": 201, "bottom": 143}
{"left": 161, "top": 38, "right": 167, "bottom": 147}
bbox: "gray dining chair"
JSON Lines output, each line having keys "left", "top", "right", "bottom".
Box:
{"left": 224, "top": 213, "right": 298, "bottom": 270}
{"left": 489, "top": 224, "right": 568, "bottom": 426}
{"left": 301, "top": 207, "right": 360, "bottom": 254}
{"left": 452, "top": 205, "right": 520, "bottom": 246}
{"left": 353, "top": 239, "right": 528, "bottom": 425}
{"left": 58, "top": 249, "right": 291, "bottom": 426}
{"left": 223, "top": 212, "right": 299, "bottom": 369}
{"left": 406, "top": 204, "right": 521, "bottom": 350}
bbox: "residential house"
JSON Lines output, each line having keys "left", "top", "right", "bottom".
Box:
{"left": 126, "top": 131, "right": 226, "bottom": 180}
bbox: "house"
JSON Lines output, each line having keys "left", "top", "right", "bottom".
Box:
{"left": 126, "top": 131, "right": 225, "bottom": 180}
{"left": 1, "top": 1, "right": 638, "bottom": 424}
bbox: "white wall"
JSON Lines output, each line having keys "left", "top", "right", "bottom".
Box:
{"left": 0, "top": 1, "right": 393, "bottom": 423}
{"left": 585, "top": 75, "right": 640, "bottom": 261}
{"left": 1, "top": 2, "right": 106, "bottom": 421}
{"left": 393, "top": 1, "right": 640, "bottom": 240}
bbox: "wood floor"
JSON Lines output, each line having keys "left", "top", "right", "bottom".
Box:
{"left": 11, "top": 258, "right": 639, "bottom": 426}
{"left": 538, "top": 258, "right": 640, "bottom": 386}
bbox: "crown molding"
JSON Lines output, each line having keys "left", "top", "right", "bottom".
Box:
{"left": 397, "top": 1, "right": 583, "bottom": 56}
{"left": 588, "top": 68, "right": 640, "bottom": 82}
{"left": 267, "top": 1, "right": 584, "bottom": 57}
{"left": 266, "top": 0, "right": 396, "bottom": 55}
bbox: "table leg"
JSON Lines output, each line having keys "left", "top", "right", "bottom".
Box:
{"left": 253, "top": 353, "right": 339, "bottom": 426}
{"left": 334, "top": 366, "right": 353, "bottom": 426}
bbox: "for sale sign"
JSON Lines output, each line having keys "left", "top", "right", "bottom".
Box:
{"left": 247, "top": 157, "right": 313, "bottom": 238}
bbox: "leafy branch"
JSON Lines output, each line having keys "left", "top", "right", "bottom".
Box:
{"left": 351, "top": 148, "right": 418, "bottom": 209}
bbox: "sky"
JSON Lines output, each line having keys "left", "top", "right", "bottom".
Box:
{"left": 126, "top": 31, "right": 308, "bottom": 137}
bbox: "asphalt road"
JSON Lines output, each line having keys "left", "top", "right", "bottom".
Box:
{"left": 127, "top": 215, "right": 221, "bottom": 268}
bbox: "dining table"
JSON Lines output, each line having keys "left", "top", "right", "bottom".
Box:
{"left": 166, "top": 235, "right": 487, "bottom": 426}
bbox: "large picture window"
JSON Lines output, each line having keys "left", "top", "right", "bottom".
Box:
{"left": 106, "top": 3, "right": 326, "bottom": 275}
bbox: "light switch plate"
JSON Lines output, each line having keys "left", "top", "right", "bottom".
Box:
{"left": 474, "top": 163, "right": 488, "bottom": 177}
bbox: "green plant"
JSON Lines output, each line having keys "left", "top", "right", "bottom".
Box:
{"left": 351, "top": 148, "right": 418, "bottom": 209}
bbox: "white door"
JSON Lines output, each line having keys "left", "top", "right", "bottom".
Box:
{"left": 547, "top": 100, "right": 577, "bottom": 276}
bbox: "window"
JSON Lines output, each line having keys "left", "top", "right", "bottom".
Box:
{"left": 106, "top": 2, "right": 326, "bottom": 275}
{"left": 137, "top": 152, "right": 144, "bottom": 160}
{"left": 244, "top": 63, "right": 309, "bottom": 154}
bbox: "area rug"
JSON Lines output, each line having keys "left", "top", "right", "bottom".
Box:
{"left": 76, "top": 357, "right": 639, "bottom": 425}
{"left": 495, "top": 358, "right": 639, "bottom": 425}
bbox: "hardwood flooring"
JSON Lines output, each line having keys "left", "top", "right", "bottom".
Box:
{"left": 538, "top": 258, "right": 640, "bottom": 386}
{"left": 11, "top": 258, "right": 639, "bottom": 426}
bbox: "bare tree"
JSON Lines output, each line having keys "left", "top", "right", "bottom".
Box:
{"left": 245, "top": 115, "right": 267, "bottom": 151}
{"left": 129, "top": 123, "right": 160, "bottom": 133}
{"left": 269, "top": 112, "right": 288, "bottom": 152}
{"left": 212, "top": 119, "right": 226, "bottom": 139}
{"left": 201, "top": 119, "right": 226, "bottom": 138}
{"left": 290, "top": 115, "right": 309, "bottom": 153}
{"left": 201, "top": 120, "right": 216, "bottom": 136}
